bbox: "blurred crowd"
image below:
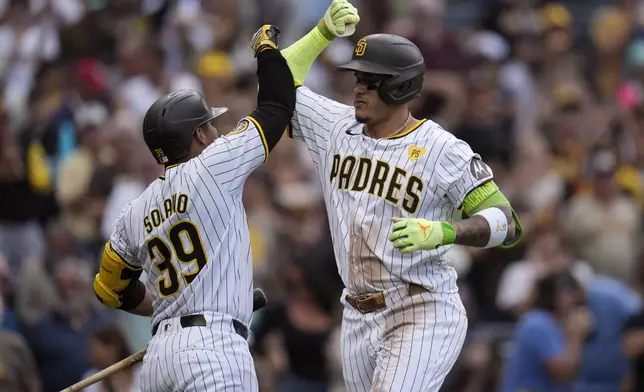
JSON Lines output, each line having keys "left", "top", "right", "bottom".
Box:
{"left": 3, "top": 0, "right": 644, "bottom": 391}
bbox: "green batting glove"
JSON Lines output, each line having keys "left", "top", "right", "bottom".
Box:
{"left": 317, "top": 0, "right": 360, "bottom": 40}
{"left": 388, "top": 218, "right": 457, "bottom": 254}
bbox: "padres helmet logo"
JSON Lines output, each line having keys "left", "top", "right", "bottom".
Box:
{"left": 355, "top": 39, "right": 367, "bottom": 56}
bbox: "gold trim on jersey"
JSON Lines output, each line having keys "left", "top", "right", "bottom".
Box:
{"left": 246, "top": 116, "right": 269, "bottom": 163}
{"left": 385, "top": 118, "right": 428, "bottom": 140}
{"left": 159, "top": 163, "right": 181, "bottom": 180}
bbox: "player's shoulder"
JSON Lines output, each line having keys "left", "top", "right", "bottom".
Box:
{"left": 117, "top": 179, "right": 163, "bottom": 223}
{"left": 409, "top": 119, "right": 460, "bottom": 147}
{"left": 296, "top": 86, "right": 354, "bottom": 115}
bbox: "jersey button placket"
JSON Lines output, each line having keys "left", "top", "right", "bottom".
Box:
{"left": 348, "top": 136, "right": 371, "bottom": 293}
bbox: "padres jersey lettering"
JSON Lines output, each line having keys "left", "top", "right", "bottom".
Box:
{"left": 109, "top": 117, "right": 268, "bottom": 327}
{"left": 289, "top": 86, "right": 493, "bottom": 294}
{"left": 329, "top": 154, "right": 424, "bottom": 213}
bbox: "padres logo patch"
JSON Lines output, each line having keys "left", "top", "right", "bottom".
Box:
{"left": 355, "top": 39, "right": 367, "bottom": 56}
{"left": 230, "top": 119, "right": 250, "bottom": 135}
{"left": 408, "top": 145, "right": 425, "bottom": 161}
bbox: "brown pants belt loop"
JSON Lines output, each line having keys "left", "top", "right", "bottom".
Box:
{"left": 345, "top": 283, "right": 429, "bottom": 314}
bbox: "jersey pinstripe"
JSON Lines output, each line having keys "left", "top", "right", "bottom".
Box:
{"left": 290, "top": 86, "right": 478, "bottom": 392}
{"left": 108, "top": 116, "right": 268, "bottom": 328}
{"left": 290, "top": 86, "right": 493, "bottom": 296}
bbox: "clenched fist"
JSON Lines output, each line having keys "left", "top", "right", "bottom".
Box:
{"left": 318, "top": 0, "right": 360, "bottom": 39}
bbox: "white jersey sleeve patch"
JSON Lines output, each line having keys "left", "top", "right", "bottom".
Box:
{"left": 437, "top": 139, "right": 494, "bottom": 208}
{"left": 108, "top": 201, "right": 142, "bottom": 268}
{"left": 200, "top": 116, "right": 268, "bottom": 195}
{"left": 289, "top": 86, "right": 353, "bottom": 163}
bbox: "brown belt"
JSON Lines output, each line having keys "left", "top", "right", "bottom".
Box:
{"left": 345, "top": 283, "right": 429, "bottom": 314}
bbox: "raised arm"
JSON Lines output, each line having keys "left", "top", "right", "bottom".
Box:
{"left": 389, "top": 138, "right": 523, "bottom": 253}
{"left": 199, "top": 25, "right": 296, "bottom": 194}
{"left": 281, "top": 0, "right": 360, "bottom": 86}
{"left": 279, "top": 0, "right": 359, "bottom": 165}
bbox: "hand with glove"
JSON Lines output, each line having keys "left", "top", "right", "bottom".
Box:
{"left": 388, "top": 218, "right": 457, "bottom": 254}
{"left": 250, "top": 25, "right": 281, "bottom": 57}
{"left": 280, "top": 0, "right": 360, "bottom": 85}
{"left": 317, "top": 0, "right": 360, "bottom": 40}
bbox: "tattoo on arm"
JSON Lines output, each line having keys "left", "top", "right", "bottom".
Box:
{"left": 453, "top": 205, "right": 516, "bottom": 247}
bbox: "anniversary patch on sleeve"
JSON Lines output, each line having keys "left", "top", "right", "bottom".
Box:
{"left": 229, "top": 119, "right": 250, "bottom": 135}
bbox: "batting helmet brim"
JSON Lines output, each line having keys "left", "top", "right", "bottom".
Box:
{"left": 336, "top": 60, "right": 397, "bottom": 76}
{"left": 209, "top": 107, "right": 228, "bottom": 121}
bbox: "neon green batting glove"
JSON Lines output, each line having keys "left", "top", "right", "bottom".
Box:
{"left": 388, "top": 218, "right": 457, "bottom": 254}
{"left": 317, "top": 0, "right": 360, "bottom": 40}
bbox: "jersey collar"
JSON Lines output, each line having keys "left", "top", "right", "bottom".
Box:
{"left": 384, "top": 118, "right": 427, "bottom": 140}
{"left": 159, "top": 163, "right": 181, "bottom": 180}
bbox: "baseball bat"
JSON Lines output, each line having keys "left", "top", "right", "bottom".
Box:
{"left": 59, "top": 288, "right": 268, "bottom": 392}
{"left": 59, "top": 348, "right": 147, "bottom": 392}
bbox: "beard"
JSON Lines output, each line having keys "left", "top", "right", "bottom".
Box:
{"left": 355, "top": 114, "right": 367, "bottom": 124}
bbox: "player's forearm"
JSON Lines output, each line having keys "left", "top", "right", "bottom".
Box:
{"left": 248, "top": 49, "right": 296, "bottom": 151}
{"left": 452, "top": 204, "right": 516, "bottom": 248}
{"left": 126, "top": 290, "right": 153, "bottom": 317}
{"left": 389, "top": 181, "right": 522, "bottom": 253}
{"left": 456, "top": 181, "right": 522, "bottom": 249}
{"left": 280, "top": 25, "right": 332, "bottom": 85}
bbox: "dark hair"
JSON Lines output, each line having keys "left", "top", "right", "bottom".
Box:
{"left": 532, "top": 270, "right": 582, "bottom": 312}
{"left": 92, "top": 324, "right": 132, "bottom": 361}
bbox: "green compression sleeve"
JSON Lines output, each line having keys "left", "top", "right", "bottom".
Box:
{"left": 461, "top": 181, "right": 523, "bottom": 248}
{"left": 281, "top": 26, "right": 332, "bottom": 86}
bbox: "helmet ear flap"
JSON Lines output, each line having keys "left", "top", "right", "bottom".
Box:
{"left": 378, "top": 73, "right": 424, "bottom": 105}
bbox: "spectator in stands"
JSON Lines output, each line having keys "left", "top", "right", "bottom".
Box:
{"left": 576, "top": 275, "right": 641, "bottom": 392}
{"left": 0, "top": 98, "right": 51, "bottom": 278}
{"left": 496, "top": 226, "right": 594, "bottom": 317}
{"left": 251, "top": 263, "right": 334, "bottom": 392}
{"left": 623, "top": 306, "right": 644, "bottom": 392}
{"left": 587, "top": 6, "right": 632, "bottom": 103}
{"left": 57, "top": 102, "right": 110, "bottom": 246}
{"left": 498, "top": 271, "right": 592, "bottom": 392}
{"left": 0, "top": 254, "right": 17, "bottom": 332}
{"left": 567, "top": 149, "right": 641, "bottom": 286}
{"left": 20, "top": 258, "right": 108, "bottom": 392}
{"left": 81, "top": 323, "right": 141, "bottom": 392}
{"left": 0, "top": 295, "right": 41, "bottom": 392}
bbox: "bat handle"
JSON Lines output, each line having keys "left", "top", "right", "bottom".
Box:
{"left": 59, "top": 348, "right": 147, "bottom": 392}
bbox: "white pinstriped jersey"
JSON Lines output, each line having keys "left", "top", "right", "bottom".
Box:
{"left": 290, "top": 87, "right": 493, "bottom": 295}
{"left": 108, "top": 117, "right": 268, "bottom": 327}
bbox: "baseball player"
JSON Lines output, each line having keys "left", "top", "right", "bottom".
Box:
{"left": 91, "top": 26, "right": 294, "bottom": 391}
{"left": 279, "top": 2, "right": 523, "bottom": 391}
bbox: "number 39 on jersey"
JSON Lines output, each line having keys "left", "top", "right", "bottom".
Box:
{"left": 143, "top": 192, "right": 209, "bottom": 298}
